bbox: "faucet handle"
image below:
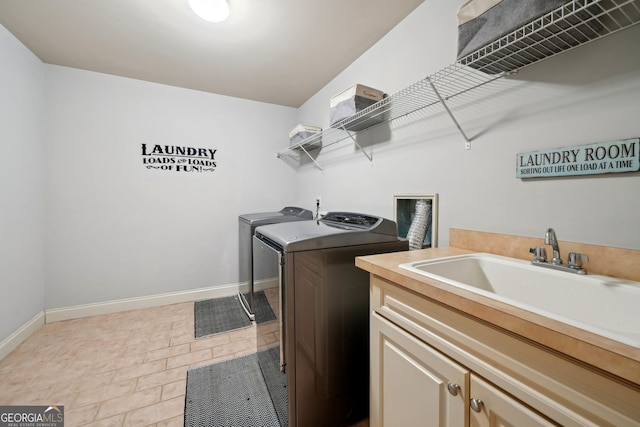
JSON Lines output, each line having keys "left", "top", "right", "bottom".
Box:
{"left": 544, "top": 228, "right": 556, "bottom": 245}
{"left": 529, "top": 247, "right": 547, "bottom": 262}
{"left": 567, "top": 252, "right": 589, "bottom": 268}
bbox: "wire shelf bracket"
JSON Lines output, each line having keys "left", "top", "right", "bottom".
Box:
{"left": 341, "top": 125, "right": 374, "bottom": 164}
{"left": 427, "top": 77, "right": 472, "bottom": 150}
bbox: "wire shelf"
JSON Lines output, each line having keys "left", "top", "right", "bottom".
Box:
{"left": 459, "top": 0, "right": 640, "bottom": 74}
{"left": 278, "top": 0, "right": 640, "bottom": 169}
{"left": 277, "top": 64, "right": 504, "bottom": 168}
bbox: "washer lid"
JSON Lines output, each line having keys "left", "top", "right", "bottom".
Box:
{"left": 255, "top": 211, "right": 400, "bottom": 252}
{"left": 239, "top": 206, "right": 312, "bottom": 225}
{"left": 279, "top": 206, "right": 313, "bottom": 218}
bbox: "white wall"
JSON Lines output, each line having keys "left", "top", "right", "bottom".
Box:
{"left": 44, "top": 66, "right": 298, "bottom": 309}
{"left": 0, "top": 25, "right": 45, "bottom": 339}
{"left": 2, "top": 0, "right": 640, "bottom": 345}
{"left": 293, "top": 0, "right": 640, "bottom": 250}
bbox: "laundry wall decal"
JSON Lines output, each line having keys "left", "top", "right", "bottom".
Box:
{"left": 141, "top": 143, "right": 217, "bottom": 172}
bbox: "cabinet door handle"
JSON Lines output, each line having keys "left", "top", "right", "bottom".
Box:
{"left": 470, "top": 398, "right": 484, "bottom": 412}
{"left": 446, "top": 383, "right": 461, "bottom": 396}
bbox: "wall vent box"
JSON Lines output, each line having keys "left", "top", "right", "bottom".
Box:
{"left": 289, "top": 124, "right": 322, "bottom": 150}
{"left": 329, "top": 84, "right": 386, "bottom": 131}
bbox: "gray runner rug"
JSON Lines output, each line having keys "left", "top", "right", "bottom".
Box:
{"left": 184, "top": 352, "right": 281, "bottom": 427}
{"left": 194, "top": 295, "right": 251, "bottom": 338}
{"left": 253, "top": 291, "right": 277, "bottom": 324}
{"left": 195, "top": 292, "right": 277, "bottom": 338}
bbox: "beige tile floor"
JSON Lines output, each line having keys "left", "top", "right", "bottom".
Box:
{"left": 0, "top": 302, "right": 259, "bottom": 426}
{"left": 0, "top": 301, "right": 370, "bottom": 427}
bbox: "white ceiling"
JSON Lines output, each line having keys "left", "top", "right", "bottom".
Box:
{"left": 0, "top": 0, "right": 424, "bottom": 107}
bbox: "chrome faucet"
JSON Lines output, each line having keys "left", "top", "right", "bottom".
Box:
{"left": 544, "top": 228, "right": 562, "bottom": 265}
{"left": 530, "top": 228, "right": 589, "bottom": 275}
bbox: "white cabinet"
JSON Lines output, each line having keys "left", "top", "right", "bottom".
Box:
{"left": 369, "top": 275, "right": 640, "bottom": 427}
{"left": 371, "top": 312, "right": 557, "bottom": 427}
{"left": 469, "top": 374, "right": 557, "bottom": 427}
{"left": 371, "top": 313, "right": 468, "bottom": 426}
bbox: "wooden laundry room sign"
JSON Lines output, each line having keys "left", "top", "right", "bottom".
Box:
{"left": 141, "top": 143, "right": 217, "bottom": 173}
{"left": 516, "top": 138, "right": 639, "bottom": 178}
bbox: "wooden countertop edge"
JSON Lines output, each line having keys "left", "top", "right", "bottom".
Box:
{"left": 355, "top": 247, "right": 640, "bottom": 387}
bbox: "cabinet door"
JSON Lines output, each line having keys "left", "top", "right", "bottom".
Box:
{"left": 371, "top": 313, "right": 468, "bottom": 427}
{"left": 469, "top": 374, "right": 559, "bottom": 427}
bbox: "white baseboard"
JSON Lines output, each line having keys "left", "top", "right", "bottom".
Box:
{"left": 45, "top": 283, "right": 240, "bottom": 323}
{"left": 253, "top": 278, "right": 278, "bottom": 291}
{"left": 0, "top": 311, "right": 45, "bottom": 361}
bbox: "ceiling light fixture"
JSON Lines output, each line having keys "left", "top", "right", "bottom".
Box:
{"left": 189, "top": 0, "right": 229, "bottom": 23}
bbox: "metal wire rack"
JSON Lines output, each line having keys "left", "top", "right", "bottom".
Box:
{"left": 278, "top": 0, "right": 640, "bottom": 169}
{"left": 460, "top": 0, "right": 640, "bottom": 73}
{"left": 277, "top": 65, "right": 505, "bottom": 169}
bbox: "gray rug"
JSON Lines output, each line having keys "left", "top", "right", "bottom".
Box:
{"left": 253, "top": 291, "right": 277, "bottom": 324}
{"left": 184, "top": 352, "right": 282, "bottom": 427}
{"left": 257, "top": 346, "right": 288, "bottom": 426}
{"left": 195, "top": 292, "right": 277, "bottom": 338}
{"left": 194, "top": 295, "right": 251, "bottom": 338}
